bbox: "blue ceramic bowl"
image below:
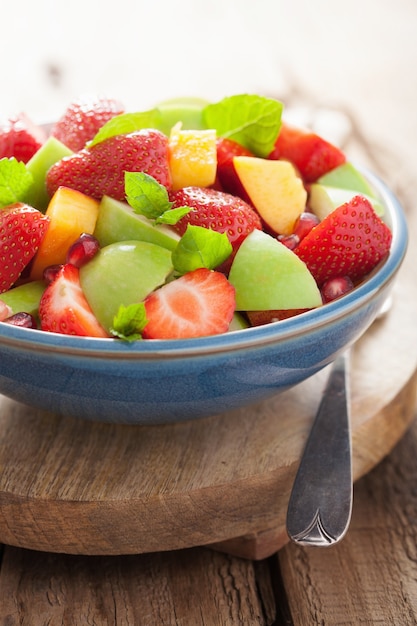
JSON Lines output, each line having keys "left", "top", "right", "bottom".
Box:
{"left": 0, "top": 169, "right": 408, "bottom": 424}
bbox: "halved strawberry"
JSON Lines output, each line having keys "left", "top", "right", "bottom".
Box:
{"left": 51, "top": 95, "right": 125, "bottom": 151}
{"left": 142, "top": 268, "right": 236, "bottom": 339}
{"left": 170, "top": 187, "right": 262, "bottom": 262}
{"left": 0, "top": 203, "right": 50, "bottom": 293}
{"left": 0, "top": 113, "right": 47, "bottom": 163}
{"left": 46, "top": 129, "right": 172, "bottom": 201}
{"left": 268, "top": 122, "right": 346, "bottom": 183}
{"left": 39, "top": 263, "right": 109, "bottom": 337}
{"left": 294, "top": 195, "right": 392, "bottom": 286}
{"left": 216, "top": 137, "right": 254, "bottom": 203}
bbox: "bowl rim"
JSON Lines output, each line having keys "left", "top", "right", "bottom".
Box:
{"left": 0, "top": 166, "right": 408, "bottom": 360}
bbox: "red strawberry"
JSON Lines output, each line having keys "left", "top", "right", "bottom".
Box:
{"left": 216, "top": 137, "right": 254, "bottom": 203}
{"left": 39, "top": 263, "right": 109, "bottom": 337}
{"left": 294, "top": 195, "right": 392, "bottom": 286}
{"left": 0, "top": 203, "right": 50, "bottom": 293}
{"left": 269, "top": 122, "right": 346, "bottom": 183}
{"left": 246, "top": 309, "right": 311, "bottom": 326}
{"left": 142, "top": 268, "right": 236, "bottom": 340}
{"left": 0, "top": 113, "right": 47, "bottom": 163}
{"left": 51, "top": 95, "right": 125, "bottom": 151}
{"left": 46, "top": 130, "right": 172, "bottom": 201}
{"left": 170, "top": 187, "right": 262, "bottom": 260}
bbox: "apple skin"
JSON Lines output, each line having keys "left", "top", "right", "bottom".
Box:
{"left": 233, "top": 156, "right": 307, "bottom": 235}
{"left": 317, "top": 162, "right": 377, "bottom": 197}
{"left": 309, "top": 184, "right": 384, "bottom": 221}
{"left": 228, "top": 229, "right": 322, "bottom": 311}
{"left": 0, "top": 280, "right": 45, "bottom": 317}
{"left": 156, "top": 97, "right": 209, "bottom": 135}
{"left": 94, "top": 196, "right": 180, "bottom": 251}
{"left": 79, "top": 240, "right": 173, "bottom": 331}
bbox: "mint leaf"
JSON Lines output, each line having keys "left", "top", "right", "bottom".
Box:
{"left": 172, "top": 225, "right": 232, "bottom": 274}
{"left": 0, "top": 158, "right": 34, "bottom": 208}
{"left": 110, "top": 302, "right": 148, "bottom": 342}
{"left": 155, "top": 206, "right": 191, "bottom": 225}
{"left": 89, "top": 109, "right": 163, "bottom": 147}
{"left": 203, "top": 94, "right": 283, "bottom": 158}
{"left": 125, "top": 171, "right": 172, "bottom": 220}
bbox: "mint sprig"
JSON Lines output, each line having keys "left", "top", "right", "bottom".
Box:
{"left": 125, "top": 171, "right": 191, "bottom": 224}
{"left": 110, "top": 302, "right": 148, "bottom": 342}
{"left": 172, "top": 225, "right": 232, "bottom": 275}
{"left": 89, "top": 109, "right": 163, "bottom": 147}
{"left": 0, "top": 158, "right": 34, "bottom": 208}
{"left": 203, "top": 94, "right": 283, "bottom": 158}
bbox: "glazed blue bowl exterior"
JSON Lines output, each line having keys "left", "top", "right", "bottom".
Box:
{"left": 0, "top": 170, "right": 408, "bottom": 424}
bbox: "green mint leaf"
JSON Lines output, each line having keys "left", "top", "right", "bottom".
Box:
{"left": 202, "top": 94, "right": 283, "bottom": 158}
{"left": 110, "top": 302, "right": 148, "bottom": 342}
{"left": 172, "top": 225, "right": 232, "bottom": 274}
{"left": 89, "top": 109, "right": 163, "bottom": 147}
{"left": 155, "top": 205, "right": 192, "bottom": 225}
{"left": 125, "top": 171, "right": 172, "bottom": 220}
{"left": 0, "top": 158, "right": 34, "bottom": 208}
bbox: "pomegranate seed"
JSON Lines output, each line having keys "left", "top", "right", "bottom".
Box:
{"left": 321, "top": 276, "right": 354, "bottom": 303}
{"left": 43, "top": 264, "right": 63, "bottom": 284}
{"left": 293, "top": 211, "right": 320, "bottom": 241}
{"left": 3, "top": 312, "right": 38, "bottom": 328}
{"left": 277, "top": 233, "right": 300, "bottom": 250}
{"left": 66, "top": 233, "right": 100, "bottom": 268}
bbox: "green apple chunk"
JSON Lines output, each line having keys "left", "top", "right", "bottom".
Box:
{"left": 80, "top": 240, "right": 173, "bottom": 330}
{"left": 0, "top": 281, "right": 45, "bottom": 316}
{"left": 155, "top": 97, "right": 209, "bottom": 135}
{"left": 309, "top": 184, "right": 384, "bottom": 221}
{"left": 24, "top": 137, "right": 73, "bottom": 212}
{"left": 94, "top": 196, "right": 180, "bottom": 251}
{"left": 228, "top": 229, "right": 322, "bottom": 311}
{"left": 318, "top": 162, "right": 377, "bottom": 197}
{"left": 228, "top": 312, "right": 250, "bottom": 332}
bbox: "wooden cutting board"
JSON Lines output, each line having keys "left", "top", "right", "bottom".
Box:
{"left": 0, "top": 213, "right": 415, "bottom": 561}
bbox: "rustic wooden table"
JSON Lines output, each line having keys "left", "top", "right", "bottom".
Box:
{"left": 0, "top": 99, "right": 416, "bottom": 624}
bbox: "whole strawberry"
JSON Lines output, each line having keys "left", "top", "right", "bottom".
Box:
{"left": 170, "top": 187, "right": 262, "bottom": 261}
{"left": 51, "top": 96, "right": 125, "bottom": 151}
{"left": 0, "top": 113, "right": 46, "bottom": 163}
{"left": 216, "top": 137, "right": 254, "bottom": 203}
{"left": 0, "top": 203, "right": 50, "bottom": 293}
{"left": 46, "top": 130, "right": 172, "bottom": 201}
{"left": 294, "top": 195, "right": 392, "bottom": 285}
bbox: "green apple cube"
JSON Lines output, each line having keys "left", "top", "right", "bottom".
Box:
{"left": 80, "top": 240, "right": 173, "bottom": 330}
{"left": 156, "top": 97, "right": 209, "bottom": 135}
{"left": 228, "top": 312, "right": 250, "bottom": 332}
{"left": 309, "top": 183, "right": 384, "bottom": 221}
{"left": 24, "top": 137, "right": 73, "bottom": 212}
{"left": 0, "top": 280, "right": 45, "bottom": 316}
{"left": 318, "top": 162, "right": 377, "bottom": 197}
{"left": 94, "top": 196, "right": 180, "bottom": 251}
{"left": 228, "top": 229, "right": 322, "bottom": 311}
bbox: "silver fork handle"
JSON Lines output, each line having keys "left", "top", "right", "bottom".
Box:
{"left": 286, "top": 351, "right": 353, "bottom": 546}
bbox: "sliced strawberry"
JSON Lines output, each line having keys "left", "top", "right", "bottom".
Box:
{"left": 294, "top": 195, "right": 392, "bottom": 286}
{"left": 0, "top": 113, "right": 47, "bottom": 163}
{"left": 46, "top": 129, "right": 172, "bottom": 201}
{"left": 170, "top": 187, "right": 262, "bottom": 261}
{"left": 216, "top": 137, "right": 254, "bottom": 203}
{"left": 51, "top": 95, "right": 125, "bottom": 151}
{"left": 0, "top": 203, "right": 50, "bottom": 293}
{"left": 142, "top": 268, "right": 236, "bottom": 339}
{"left": 268, "top": 122, "right": 346, "bottom": 183}
{"left": 39, "top": 263, "right": 109, "bottom": 337}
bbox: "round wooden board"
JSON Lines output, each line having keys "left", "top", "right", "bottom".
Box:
{"left": 0, "top": 214, "right": 416, "bottom": 561}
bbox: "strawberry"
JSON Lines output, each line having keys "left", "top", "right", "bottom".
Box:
{"left": 170, "top": 187, "right": 262, "bottom": 261}
{"left": 215, "top": 137, "right": 254, "bottom": 203}
{"left": 246, "top": 309, "right": 311, "bottom": 326}
{"left": 38, "top": 263, "right": 109, "bottom": 337}
{"left": 46, "top": 130, "right": 172, "bottom": 202}
{"left": 142, "top": 268, "right": 236, "bottom": 339}
{"left": 268, "top": 122, "right": 346, "bottom": 183}
{"left": 51, "top": 95, "right": 125, "bottom": 151}
{"left": 0, "top": 113, "right": 47, "bottom": 163}
{"left": 0, "top": 203, "right": 50, "bottom": 293}
{"left": 294, "top": 195, "right": 392, "bottom": 286}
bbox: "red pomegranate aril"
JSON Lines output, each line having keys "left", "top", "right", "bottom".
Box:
{"left": 293, "top": 211, "right": 320, "bottom": 241}
{"left": 43, "top": 264, "right": 63, "bottom": 284}
{"left": 321, "top": 276, "right": 354, "bottom": 303}
{"left": 66, "top": 233, "right": 100, "bottom": 268}
{"left": 277, "top": 233, "right": 300, "bottom": 250}
{"left": 3, "top": 312, "right": 38, "bottom": 328}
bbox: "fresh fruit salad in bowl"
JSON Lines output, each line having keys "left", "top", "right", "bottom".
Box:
{"left": 0, "top": 94, "right": 408, "bottom": 424}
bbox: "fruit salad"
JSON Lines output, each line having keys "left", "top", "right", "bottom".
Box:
{"left": 0, "top": 94, "right": 392, "bottom": 340}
